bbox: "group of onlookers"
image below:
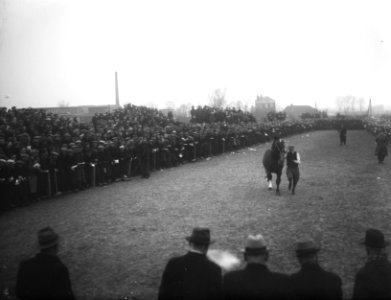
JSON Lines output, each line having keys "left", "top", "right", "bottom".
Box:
{"left": 190, "top": 106, "right": 257, "bottom": 124}
{"left": 0, "top": 104, "right": 367, "bottom": 212}
{"left": 0, "top": 105, "right": 319, "bottom": 211}
{"left": 13, "top": 226, "right": 391, "bottom": 299}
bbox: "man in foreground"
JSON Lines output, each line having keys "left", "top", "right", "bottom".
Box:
{"left": 353, "top": 228, "right": 391, "bottom": 299}
{"left": 16, "top": 227, "right": 75, "bottom": 300}
{"left": 223, "top": 234, "right": 293, "bottom": 300}
{"left": 158, "top": 227, "right": 222, "bottom": 300}
{"left": 290, "top": 239, "right": 342, "bottom": 300}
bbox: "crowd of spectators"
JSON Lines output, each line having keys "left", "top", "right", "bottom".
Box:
{"left": 190, "top": 106, "right": 257, "bottom": 124}
{"left": 0, "top": 104, "right": 363, "bottom": 212}
{"left": 363, "top": 117, "right": 391, "bottom": 136}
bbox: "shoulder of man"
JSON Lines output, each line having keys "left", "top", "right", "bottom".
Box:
{"left": 223, "top": 268, "right": 246, "bottom": 284}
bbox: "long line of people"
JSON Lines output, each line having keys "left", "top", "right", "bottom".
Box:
{"left": 0, "top": 105, "right": 364, "bottom": 211}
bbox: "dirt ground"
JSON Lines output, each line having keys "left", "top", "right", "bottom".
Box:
{"left": 1, "top": 129, "right": 391, "bottom": 300}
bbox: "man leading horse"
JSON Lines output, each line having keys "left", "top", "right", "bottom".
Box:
{"left": 286, "top": 145, "right": 301, "bottom": 195}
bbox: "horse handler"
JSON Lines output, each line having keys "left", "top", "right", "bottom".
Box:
{"left": 286, "top": 145, "right": 300, "bottom": 195}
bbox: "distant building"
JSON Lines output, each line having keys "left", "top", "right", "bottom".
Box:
{"left": 283, "top": 104, "right": 318, "bottom": 120}
{"left": 254, "top": 95, "right": 276, "bottom": 121}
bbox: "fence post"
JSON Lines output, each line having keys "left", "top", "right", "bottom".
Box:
{"left": 91, "top": 163, "right": 96, "bottom": 187}
{"left": 53, "top": 169, "right": 58, "bottom": 195}
{"left": 45, "top": 170, "right": 51, "bottom": 198}
{"left": 127, "top": 158, "right": 132, "bottom": 178}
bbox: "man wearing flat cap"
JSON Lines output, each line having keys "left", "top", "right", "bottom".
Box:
{"left": 353, "top": 228, "right": 391, "bottom": 299}
{"left": 286, "top": 145, "right": 300, "bottom": 195}
{"left": 16, "top": 227, "right": 75, "bottom": 300}
{"left": 158, "top": 227, "right": 222, "bottom": 300}
{"left": 223, "top": 234, "right": 294, "bottom": 300}
{"left": 290, "top": 239, "right": 342, "bottom": 300}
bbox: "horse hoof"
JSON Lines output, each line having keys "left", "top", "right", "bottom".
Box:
{"left": 268, "top": 187, "right": 272, "bottom": 190}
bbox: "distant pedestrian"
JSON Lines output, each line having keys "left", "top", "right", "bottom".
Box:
{"left": 16, "top": 227, "right": 75, "bottom": 300}
{"left": 339, "top": 125, "right": 347, "bottom": 146}
{"left": 290, "top": 239, "right": 342, "bottom": 300}
{"left": 158, "top": 227, "right": 222, "bottom": 300}
{"left": 223, "top": 234, "right": 294, "bottom": 300}
{"left": 375, "top": 132, "right": 388, "bottom": 163}
{"left": 352, "top": 228, "right": 391, "bottom": 299}
{"left": 286, "top": 145, "right": 300, "bottom": 195}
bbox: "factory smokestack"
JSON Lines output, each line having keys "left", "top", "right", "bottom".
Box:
{"left": 115, "top": 72, "right": 119, "bottom": 106}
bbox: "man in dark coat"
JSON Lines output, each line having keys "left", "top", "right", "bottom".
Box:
{"left": 290, "top": 239, "right": 342, "bottom": 300}
{"left": 16, "top": 227, "right": 75, "bottom": 300}
{"left": 158, "top": 227, "right": 222, "bottom": 300}
{"left": 339, "top": 125, "right": 347, "bottom": 146}
{"left": 223, "top": 234, "right": 294, "bottom": 300}
{"left": 286, "top": 145, "right": 300, "bottom": 195}
{"left": 353, "top": 228, "right": 391, "bottom": 299}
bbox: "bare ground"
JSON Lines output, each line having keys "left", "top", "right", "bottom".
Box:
{"left": 1, "top": 130, "right": 391, "bottom": 299}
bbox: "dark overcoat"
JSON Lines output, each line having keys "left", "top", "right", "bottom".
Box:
{"left": 158, "top": 251, "right": 222, "bottom": 300}
{"left": 290, "top": 263, "right": 342, "bottom": 300}
{"left": 223, "top": 263, "right": 294, "bottom": 300}
{"left": 16, "top": 253, "right": 75, "bottom": 300}
{"left": 352, "top": 259, "right": 391, "bottom": 300}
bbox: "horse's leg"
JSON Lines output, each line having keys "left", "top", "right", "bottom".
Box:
{"left": 276, "top": 171, "right": 281, "bottom": 195}
{"left": 267, "top": 172, "right": 273, "bottom": 190}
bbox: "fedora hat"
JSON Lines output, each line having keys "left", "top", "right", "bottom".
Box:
{"left": 296, "top": 240, "right": 320, "bottom": 256}
{"left": 186, "top": 228, "right": 214, "bottom": 245}
{"left": 241, "top": 234, "right": 268, "bottom": 254}
{"left": 362, "top": 228, "right": 389, "bottom": 249}
{"left": 38, "top": 227, "right": 59, "bottom": 250}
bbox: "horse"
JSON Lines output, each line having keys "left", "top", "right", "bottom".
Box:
{"left": 262, "top": 138, "right": 285, "bottom": 195}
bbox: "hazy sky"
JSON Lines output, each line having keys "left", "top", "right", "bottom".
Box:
{"left": 0, "top": 0, "right": 390, "bottom": 110}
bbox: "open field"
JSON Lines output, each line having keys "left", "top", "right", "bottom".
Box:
{"left": 1, "top": 130, "right": 391, "bottom": 299}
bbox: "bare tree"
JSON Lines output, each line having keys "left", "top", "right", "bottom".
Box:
{"left": 335, "top": 97, "right": 344, "bottom": 113}
{"left": 358, "top": 97, "right": 366, "bottom": 112}
{"left": 209, "top": 89, "right": 226, "bottom": 108}
{"left": 176, "top": 103, "right": 191, "bottom": 117}
{"left": 58, "top": 99, "right": 69, "bottom": 107}
{"left": 235, "top": 100, "right": 243, "bottom": 110}
{"left": 165, "top": 101, "right": 176, "bottom": 110}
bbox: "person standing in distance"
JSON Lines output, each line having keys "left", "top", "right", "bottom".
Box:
{"left": 158, "top": 227, "right": 222, "bottom": 300}
{"left": 286, "top": 145, "right": 300, "bottom": 195}
{"left": 16, "top": 227, "right": 75, "bottom": 300}
{"left": 339, "top": 125, "right": 347, "bottom": 146}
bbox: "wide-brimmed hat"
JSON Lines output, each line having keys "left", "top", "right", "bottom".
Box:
{"left": 38, "top": 227, "right": 59, "bottom": 250}
{"left": 362, "top": 229, "right": 389, "bottom": 249}
{"left": 186, "top": 228, "right": 214, "bottom": 245}
{"left": 241, "top": 234, "right": 268, "bottom": 254}
{"left": 296, "top": 240, "right": 320, "bottom": 256}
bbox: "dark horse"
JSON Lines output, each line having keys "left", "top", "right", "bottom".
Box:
{"left": 262, "top": 138, "right": 285, "bottom": 195}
